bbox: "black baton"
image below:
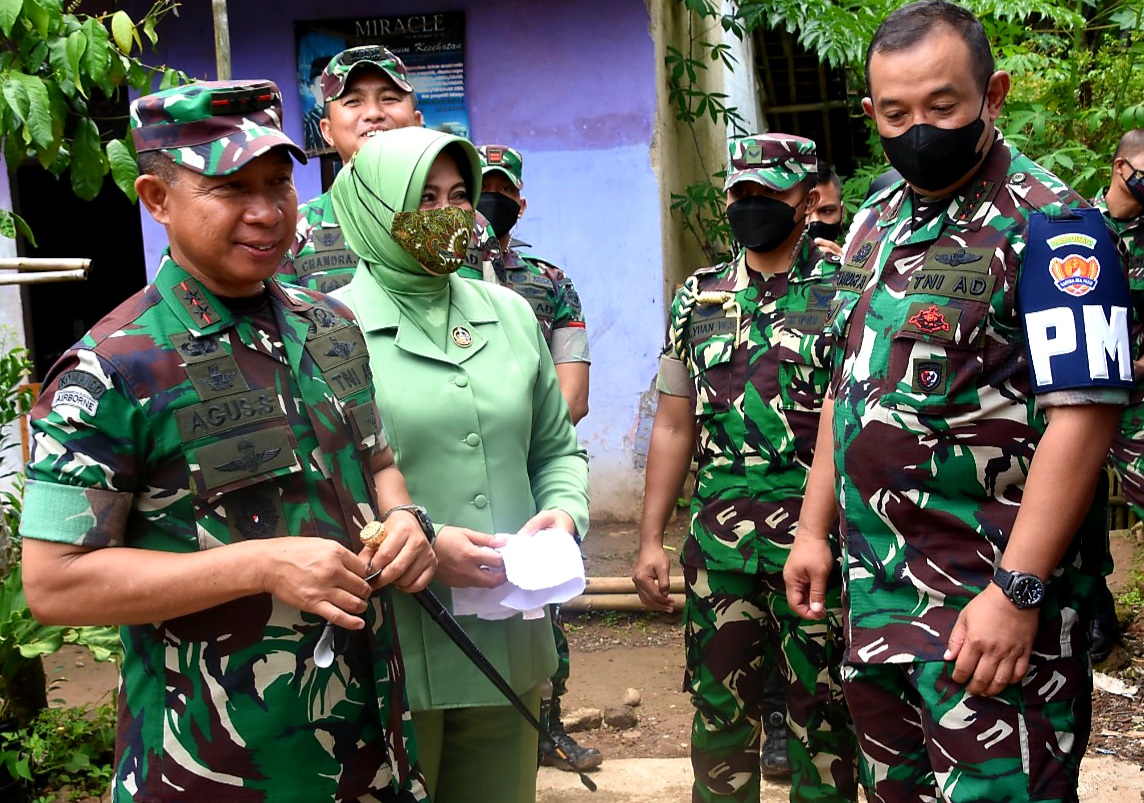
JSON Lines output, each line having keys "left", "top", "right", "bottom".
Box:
{"left": 413, "top": 589, "right": 598, "bottom": 793}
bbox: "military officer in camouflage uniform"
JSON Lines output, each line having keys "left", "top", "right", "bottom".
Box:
{"left": 633, "top": 133, "right": 858, "bottom": 803}
{"left": 1098, "top": 128, "right": 1144, "bottom": 661}
{"left": 807, "top": 164, "right": 844, "bottom": 254}
{"left": 472, "top": 143, "right": 596, "bottom": 771}
{"left": 785, "top": 3, "right": 1132, "bottom": 801}
{"left": 20, "top": 80, "right": 434, "bottom": 802}
{"left": 279, "top": 46, "right": 500, "bottom": 294}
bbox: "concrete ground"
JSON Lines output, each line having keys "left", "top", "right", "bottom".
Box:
{"left": 537, "top": 756, "right": 1144, "bottom": 802}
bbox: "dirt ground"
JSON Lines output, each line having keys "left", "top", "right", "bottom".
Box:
{"left": 45, "top": 515, "right": 1144, "bottom": 792}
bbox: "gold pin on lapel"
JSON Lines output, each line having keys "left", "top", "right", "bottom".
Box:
{"left": 452, "top": 326, "right": 473, "bottom": 348}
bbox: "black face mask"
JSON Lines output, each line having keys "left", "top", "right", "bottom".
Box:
{"left": 476, "top": 192, "right": 521, "bottom": 239}
{"left": 879, "top": 93, "right": 988, "bottom": 193}
{"left": 807, "top": 219, "right": 842, "bottom": 243}
{"left": 727, "top": 195, "right": 801, "bottom": 253}
{"left": 1122, "top": 159, "right": 1144, "bottom": 207}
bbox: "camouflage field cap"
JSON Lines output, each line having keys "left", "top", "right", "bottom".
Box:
{"left": 477, "top": 144, "right": 523, "bottom": 189}
{"left": 130, "top": 80, "right": 306, "bottom": 176}
{"left": 321, "top": 45, "right": 414, "bottom": 102}
{"left": 724, "top": 133, "right": 817, "bottom": 192}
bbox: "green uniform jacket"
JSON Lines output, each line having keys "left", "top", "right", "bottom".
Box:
{"left": 334, "top": 266, "right": 589, "bottom": 710}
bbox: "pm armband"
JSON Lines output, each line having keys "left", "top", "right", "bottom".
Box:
{"left": 1018, "top": 207, "right": 1133, "bottom": 393}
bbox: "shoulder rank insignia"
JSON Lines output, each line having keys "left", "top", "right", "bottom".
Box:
{"left": 176, "top": 279, "right": 219, "bottom": 326}
{"left": 934, "top": 248, "right": 982, "bottom": 267}
{"left": 215, "top": 439, "right": 282, "bottom": 474}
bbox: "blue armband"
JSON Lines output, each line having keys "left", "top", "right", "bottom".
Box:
{"left": 1018, "top": 207, "right": 1133, "bottom": 392}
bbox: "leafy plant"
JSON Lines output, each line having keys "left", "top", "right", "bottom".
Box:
{"left": 0, "top": 0, "right": 188, "bottom": 242}
{"left": 0, "top": 702, "right": 116, "bottom": 798}
{"left": 0, "top": 337, "right": 121, "bottom": 728}
{"left": 666, "top": 0, "right": 1144, "bottom": 258}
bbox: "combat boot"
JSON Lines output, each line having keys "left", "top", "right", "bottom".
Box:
{"left": 538, "top": 696, "right": 603, "bottom": 772}
{"left": 1091, "top": 580, "right": 1121, "bottom": 664}
{"left": 760, "top": 711, "right": 792, "bottom": 780}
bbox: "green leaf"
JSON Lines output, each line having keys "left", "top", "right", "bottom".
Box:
{"left": 0, "top": 209, "right": 14, "bottom": 240}
{"left": 110, "top": 10, "right": 134, "bottom": 55}
{"left": 107, "top": 138, "right": 138, "bottom": 203}
{"left": 142, "top": 11, "right": 158, "bottom": 46}
{"left": 21, "top": 0, "right": 47, "bottom": 36}
{"left": 66, "top": 28, "right": 87, "bottom": 91}
{"left": 69, "top": 116, "right": 105, "bottom": 200}
{"left": 81, "top": 17, "right": 112, "bottom": 95}
{"left": 158, "top": 67, "right": 181, "bottom": 91}
{"left": 1, "top": 74, "right": 30, "bottom": 123}
{"left": 0, "top": 0, "right": 21, "bottom": 37}
{"left": 13, "top": 72, "right": 54, "bottom": 149}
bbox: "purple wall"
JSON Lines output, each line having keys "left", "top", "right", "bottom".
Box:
{"left": 132, "top": 0, "right": 665, "bottom": 519}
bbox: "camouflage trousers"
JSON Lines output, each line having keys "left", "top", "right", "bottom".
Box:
{"left": 683, "top": 565, "right": 858, "bottom": 803}
{"left": 842, "top": 659, "right": 1091, "bottom": 802}
{"left": 550, "top": 603, "right": 570, "bottom": 699}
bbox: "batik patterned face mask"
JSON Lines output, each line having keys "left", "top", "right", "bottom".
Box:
{"left": 390, "top": 206, "right": 475, "bottom": 275}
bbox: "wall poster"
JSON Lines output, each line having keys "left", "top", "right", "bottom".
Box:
{"left": 295, "top": 12, "right": 470, "bottom": 156}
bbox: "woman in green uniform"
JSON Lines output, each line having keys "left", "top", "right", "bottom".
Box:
{"left": 330, "top": 126, "right": 589, "bottom": 803}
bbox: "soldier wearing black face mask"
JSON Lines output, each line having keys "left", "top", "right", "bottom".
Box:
{"left": 635, "top": 132, "right": 857, "bottom": 803}
{"left": 785, "top": 2, "right": 1132, "bottom": 801}
{"left": 807, "top": 163, "right": 846, "bottom": 257}
{"left": 1099, "top": 128, "right": 1144, "bottom": 665}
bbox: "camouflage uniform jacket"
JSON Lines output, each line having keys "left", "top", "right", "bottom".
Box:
{"left": 828, "top": 136, "right": 1123, "bottom": 666}
{"left": 282, "top": 190, "right": 502, "bottom": 294}
{"left": 658, "top": 241, "right": 838, "bottom": 575}
{"left": 459, "top": 243, "right": 590, "bottom": 364}
{"left": 22, "top": 253, "right": 427, "bottom": 802}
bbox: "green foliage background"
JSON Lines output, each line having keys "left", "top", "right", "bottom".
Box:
{"left": 671, "top": 0, "right": 1144, "bottom": 258}
{"left": 0, "top": 0, "right": 186, "bottom": 243}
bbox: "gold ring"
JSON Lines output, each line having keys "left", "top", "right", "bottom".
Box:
{"left": 359, "top": 520, "right": 386, "bottom": 548}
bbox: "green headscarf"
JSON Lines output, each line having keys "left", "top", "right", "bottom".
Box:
{"left": 330, "top": 128, "right": 482, "bottom": 344}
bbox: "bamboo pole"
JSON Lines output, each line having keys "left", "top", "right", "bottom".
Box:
{"left": 0, "top": 258, "right": 90, "bottom": 272}
{"left": 562, "top": 593, "right": 685, "bottom": 612}
{"left": 212, "top": 0, "right": 231, "bottom": 80}
{"left": 0, "top": 270, "right": 87, "bottom": 285}
{"left": 584, "top": 576, "right": 686, "bottom": 594}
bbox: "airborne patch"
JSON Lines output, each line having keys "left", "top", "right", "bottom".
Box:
{"left": 52, "top": 370, "right": 106, "bottom": 416}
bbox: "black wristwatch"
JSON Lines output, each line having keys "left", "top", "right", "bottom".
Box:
{"left": 382, "top": 504, "right": 436, "bottom": 545}
{"left": 991, "top": 567, "right": 1046, "bottom": 610}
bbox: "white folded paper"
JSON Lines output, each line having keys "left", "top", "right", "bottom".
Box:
{"left": 451, "top": 528, "right": 586, "bottom": 621}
